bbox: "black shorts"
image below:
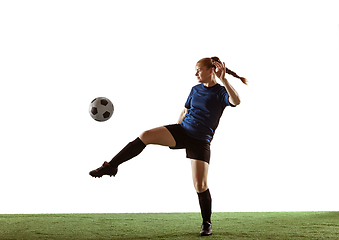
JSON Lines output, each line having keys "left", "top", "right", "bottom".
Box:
{"left": 164, "top": 124, "right": 211, "bottom": 164}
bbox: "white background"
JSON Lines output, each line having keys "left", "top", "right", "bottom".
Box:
{"left": 1, "top": 0, "right": 338, "bottom": 214}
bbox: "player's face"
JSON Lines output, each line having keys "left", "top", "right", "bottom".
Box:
{"left": 195, "top": 64, "right": 212, "bottom": 83}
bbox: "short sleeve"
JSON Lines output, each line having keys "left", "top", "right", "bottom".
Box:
{"left": 184, "top": 88, "right": 194, "bottom": 109}
{"left": 220, "top": 87, "right": 236, "bottom": 108}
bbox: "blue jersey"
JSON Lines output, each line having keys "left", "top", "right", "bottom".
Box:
{"left": 180, "top": 83, "right": 235, "bottom": 142}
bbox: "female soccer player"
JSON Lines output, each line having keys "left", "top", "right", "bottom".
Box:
{"left": 89, "top": 56, "right": 247, "bottom": 236}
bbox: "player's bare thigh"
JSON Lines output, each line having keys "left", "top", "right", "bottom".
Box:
{"left": 191, "top": 159, "right": 209, "bottom": 193}
{"left": 139, "top": 126, "right": 176, "bottom": 147}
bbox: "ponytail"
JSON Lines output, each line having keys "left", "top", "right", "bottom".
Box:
{"left": 225, "top": 67, "right": 248, "bottom": 85}
{"left": 210, "top": 56, "right": 248, "bottom": 85}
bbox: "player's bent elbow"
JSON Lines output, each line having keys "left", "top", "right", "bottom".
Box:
{"left": 231, "top": 98, "right": 241, "bottom": 106}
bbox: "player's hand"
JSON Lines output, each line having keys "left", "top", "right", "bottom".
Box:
{"left": 213, "top": 61, "right": 226, "bottom": 80}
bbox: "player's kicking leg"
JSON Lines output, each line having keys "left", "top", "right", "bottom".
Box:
{"left": 89, "top": 126, "right": 175, "bottom": 178}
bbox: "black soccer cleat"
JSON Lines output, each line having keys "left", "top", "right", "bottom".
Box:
{"left": 89, "top": 161, "right": 118, "bottom": 178}
{"left": 200, "top": 221, "right": 212, "bottom": 236}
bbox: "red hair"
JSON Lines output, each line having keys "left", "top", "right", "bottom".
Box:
{"left": 197, "top": 57, "right": 248, "bottom": 85}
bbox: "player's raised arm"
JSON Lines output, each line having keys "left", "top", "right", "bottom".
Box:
{"left": 213, "top": 59, "right": 247, "bottom": 106}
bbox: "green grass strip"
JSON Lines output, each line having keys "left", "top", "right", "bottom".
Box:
{"left": 0, "top": 212, "right": 338, "bottom": 239}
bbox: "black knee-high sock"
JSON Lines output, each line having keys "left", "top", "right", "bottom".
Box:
{"left": 108, "top": 137, "right": 146, "bottom": 168}
{"left": 197, "top": 189, "right": 212, "bottom": 223}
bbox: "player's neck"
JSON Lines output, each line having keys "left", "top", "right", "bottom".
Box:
{"left": 203, "top": 79, "right": 217, "bottom": 88}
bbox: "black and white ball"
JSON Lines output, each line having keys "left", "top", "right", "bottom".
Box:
{"left": 89, "top": 97, "right": 114, "bottom": 122}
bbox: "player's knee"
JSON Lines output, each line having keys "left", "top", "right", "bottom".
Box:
{"left": 193, "top": 181, "right": 208, "bottom": 193}
{"left": 139, "top": 130, "right": 152, "bottom": 145}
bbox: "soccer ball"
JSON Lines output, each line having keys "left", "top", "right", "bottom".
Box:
{"left": 89, "top": 97, "right": 114, "bottom": 122}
